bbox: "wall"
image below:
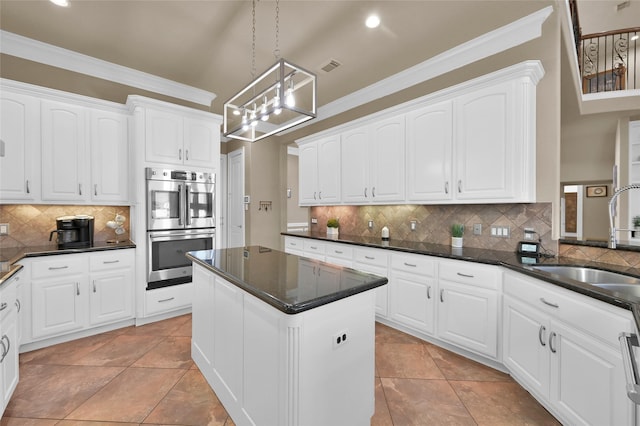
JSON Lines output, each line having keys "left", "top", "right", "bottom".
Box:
{"left": 0, "top": 205, "right": 131, "bottom": 248}
{"left": 581, "top": 184, "right": 611, "bottom": 241}
{"left": 310, "top": 203, "right": 554, "bottom": 254}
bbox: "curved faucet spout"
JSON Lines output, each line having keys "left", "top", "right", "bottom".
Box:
{"left": 609, "top": 183, "right": 640, "bottom": 249}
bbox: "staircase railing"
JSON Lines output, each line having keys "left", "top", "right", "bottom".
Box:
{"left": 580, "top": 27, "right": 639, "bottom": 94}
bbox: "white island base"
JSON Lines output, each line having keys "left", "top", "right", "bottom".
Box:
{"left": 191, "top": 263, "right": 377, "bottom": 426}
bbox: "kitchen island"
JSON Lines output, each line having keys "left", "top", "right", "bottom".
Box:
{"left": 187, "top": 246, "right": 388, "bottom": 426}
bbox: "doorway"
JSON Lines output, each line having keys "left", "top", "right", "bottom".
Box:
{"left": 561, "top": 184, "right": 583, "bottom": 239}
{"left": 227, "top": 148, "right": 245, "bottom": 248}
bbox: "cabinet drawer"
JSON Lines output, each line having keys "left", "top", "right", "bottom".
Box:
{"left": 146, "top": 283, "right": 193, "bottom": 315}
{"left": 391, "top": 252, "right": 435, "bottom": 276}
{"left": 0, "top": 273, "right": 19, "bottom": 321}
{"left": 90, "top": 249, "right": 134, "bottom": 272}
{"left": 284, "top": 237, "right": 304, "bottom": 252}
{"left": 324, "top": 243, "right": 353, "bottom": 260}
{"left": 354, "top": 247, "right": 388, "bottom": 267}
{"left": 32, "top": 256, "right": 86, "bottom": 279}
{"left": 439, "top": 260, "right": 500, "bottom": 290}
{"left": 504, "top": 271, "right": 633, "bottom": 347}
{"left": 303, "top": 240, "right": 325, "bottom": 255}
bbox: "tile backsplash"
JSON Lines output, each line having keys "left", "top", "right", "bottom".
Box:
{"left": 0, "top": 204, "right": 131, "bottom": 248}
{"left": 310, "top": 203, "right": 556, "bottom": 254}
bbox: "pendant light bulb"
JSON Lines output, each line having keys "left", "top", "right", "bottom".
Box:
{"left": 250, "top": 104, "right": 258, "bottom": 127}
{"left": 241, "top": 110, "right": 249, "bottom": 131}
{"left": 285, "top": 80, "right": 295, "bottom": 108}
{"left": 261, "top": 96, "right": 269, "bottom": 121}
{"left": 273, "top": 84, "right": 282, "bottom": 115}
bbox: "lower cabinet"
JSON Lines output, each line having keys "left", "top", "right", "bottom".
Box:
{"left": 0, "top": 271, "right": 20, "bottom": 416}
{"left": 32, "top": 274, "right": 87, "bottom": 339}
{"left": 503, "top": 271, "right": 634, "bottom": 425}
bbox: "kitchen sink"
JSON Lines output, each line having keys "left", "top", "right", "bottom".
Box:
{"left": 530, "top": 265, "right": 640, "bottom": 298}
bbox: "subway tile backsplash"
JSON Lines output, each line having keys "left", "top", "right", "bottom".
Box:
{"left": 0, "top": 204, "right": 131, "bottom": 248}
{"left": 310, "top": 203, "right": 555, "bottom": 254}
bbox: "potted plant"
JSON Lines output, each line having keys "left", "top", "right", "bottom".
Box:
{"left": 327, "top": 218, "right": 340, "bottom": 236}
{"left": 633, "top": 215, "right": 640, "bottom": 238}
{"left": 451, "top": 223, "right": 464, "bottom": 248}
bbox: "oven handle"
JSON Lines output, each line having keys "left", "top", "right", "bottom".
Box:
{"left": 620, "top": 332, "right": 640, "bottom": 404}
{"left": 149, "top": 231, "right": 215, "bottom": 241}
{"left": 185, "top": 184, "right": 192, "bottom": 227}
{"left": 178, "top": 184, "right": 184, "bottom": 227}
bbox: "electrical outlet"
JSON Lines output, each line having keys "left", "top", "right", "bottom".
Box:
{"left": 410, "top": 220, "right": 417, "bottom": 231}
{"left": 333, "top": 330, "right": 349, "bottom": 349}
{"left": 473, "top": 223, "right": 482, "bottom": 235}
{"left": 311, "top": 218, "right": 318, "bottom": 224}
{"left": 0, "top": 223, "right": 8, "bottom": 236}
{"left": 524, "top": 227, "right": 535, "bottom": 240}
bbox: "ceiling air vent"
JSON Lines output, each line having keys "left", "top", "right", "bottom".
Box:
{"left": 320, "top": 59, "right": 342, "bottom": 73}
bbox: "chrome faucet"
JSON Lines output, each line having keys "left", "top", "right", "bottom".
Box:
{"left": 608, "top": 183, "right": 640, "bottom": 249}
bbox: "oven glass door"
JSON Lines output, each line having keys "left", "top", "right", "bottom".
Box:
{"left": 148, "top": 229, "right": 214, "bottom": 288}
{"left": 147, "top": 181, "right": 183, "bottom": 230}
{"left": 186, "top": 182, "right": 215, "bottom": 229}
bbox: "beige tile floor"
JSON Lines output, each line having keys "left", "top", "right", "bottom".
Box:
{"left": 1, "top": 314, "right": 560, "bottom": 425}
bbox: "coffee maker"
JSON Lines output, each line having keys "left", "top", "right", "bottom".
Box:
{"left": 49, "top": 215, "right": 94, "bottom": 249}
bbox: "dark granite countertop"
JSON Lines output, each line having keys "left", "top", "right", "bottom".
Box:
{"left": 0, "top": 240, "right": 136, "bottom": 284}
{"left": 282, "top": 231, "right": 640, "bottom": 318}
{"left": 186, "top": 246, "right": 388, "bottom": 315}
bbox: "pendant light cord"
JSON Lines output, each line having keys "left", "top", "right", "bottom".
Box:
{"left": 274, "top": 0, "right": 280, "bottom": 60}
{"left": 251, "top": 0, "right": 256, "bottom": 79}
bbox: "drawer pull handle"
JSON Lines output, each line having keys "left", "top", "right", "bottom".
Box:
{"left": 456, "top": 272, "right": 474, "bottom": 278}
{"left": 159, "top": 297, "right": 175, "bottom": 303}
{"left": 440, "top": 289, "right": 444, "bottom": 303}
{"left": 549, "top": 331, "right": 557, "bottom": 353}
{"left": 291, "top": 242, "right": 297, "bottom": 246}
{"left": 103, "top": 260, "right": 120, "bottom": 264}
{"left": 540, "top": 298, "right": 559, "bottom": 308}
{"left": 335, "top": 250, "right": 343, "bottom": 254}
{"left": 310, "top": 246, "right": 317, "bottom": 250}
{"left": 538, "top": 325, "right": 546, "bottom": 346}
{"left": 619, "top": 333, "right": 640, "bottom": 404}
{"left": 427, "top": 286, "right": 431, "bottom": 299}
{"left": 365, "top": 256, "right": 375, "bottom": 260}
{"left": 49, "top": 266, "right": 69, "bottom": 270}
{"left": 404, "top": 262, "right": 417, "bottom": 267}
{"left": 0, "top": 302, "right": 7, "bottom": 312}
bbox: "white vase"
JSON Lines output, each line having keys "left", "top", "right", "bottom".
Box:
{"left": 327, "top": 227, "right": 339, "bottom": 236}
{"left": 451, "top": 236, "right": 463, "bottom": 248}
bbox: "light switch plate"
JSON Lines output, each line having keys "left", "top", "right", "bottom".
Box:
{"left": 0, "top": 223, "right": 8, "bottom": 236}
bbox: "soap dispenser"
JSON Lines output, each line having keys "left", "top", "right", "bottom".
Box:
{"left": 381, "top": 226, "right": 389, "bottom": 241}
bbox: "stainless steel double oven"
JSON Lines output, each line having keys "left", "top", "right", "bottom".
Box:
{"left": 146, "top": 167, "right": 215, "bottom": 290}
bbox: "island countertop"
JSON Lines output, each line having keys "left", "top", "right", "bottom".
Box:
{"left": 186, "top": 246, "right": 388, "bottom": 314}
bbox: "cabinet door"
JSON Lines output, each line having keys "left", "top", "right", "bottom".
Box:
{"left": 389, "top": 271, "right": 435, "bottom": 334}
{"left": 145, "top": 108, "right": 183, "bottom": 165}
{"left": 192, "top": 264, "right": 215, "bottom": 369}
{"left": 454, "top": 82, "right": 516, "bottom": 201}
{"left": 437, "top": 280, "right": 498, "bottom": 358}
{"left": 0, "top": 309, "right": 18, "bottom": 411}
{"left": 317, "top": 135, "right": 341, "bottom": 204}
{"left": 354, "top": 262, "right": 388, "bottom": 318}
{"left": 549, "top": 320, "right": 632, "bottom": 426}
{"left": 298, "top": 142, "right": 319, "bottom": 205}
{"left": 369, "top": 115, "right": 405, "bottom": 202}
{"left": 89, "top": 268, "right": 134, "bottom": 326}
{"left": 502, "top": 295, "right": 550, "bottom": 399}
{"left": 406, "top": 101, "right": 453, "bottom": 202}
{"left": 32, "top": 275, "right": 86, "bottom": 339}
{"left": 41, "top": 100, "right": 87, "bottom": 201}
{"left": 90, "top": 110, "right": 129, "bottom": 202}
{"left": 0, "top": 91, "right": 39, "bottom": 201}
{"left": 184, "top": 116, "right": 218, "bottom": 169}
{"left": 341, "top": 126, "right": 370, "bottom": 203}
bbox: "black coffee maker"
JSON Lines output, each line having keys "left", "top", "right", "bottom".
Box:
{"left": 49, "top": 215, "right": 94, "bottom": 249}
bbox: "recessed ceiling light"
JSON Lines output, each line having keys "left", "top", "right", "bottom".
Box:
{"left": 365, "top": 14, "right": 380, "bottom": 29}
{"left": 50, "top": 0, "right": 69, "bottom": 6}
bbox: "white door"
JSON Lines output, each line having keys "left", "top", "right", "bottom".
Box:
{"left": 219, "top": 154, "right": 228, "bottom": 249}
{"left": 227, "top": 148, "right": 245, "bottom": 248}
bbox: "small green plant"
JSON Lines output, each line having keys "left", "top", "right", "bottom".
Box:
{"left": 451, "top": 223, "right": 464, "bottom": 238}
{"left": 633, "top": 215, "right": 640, "bottom": 228}
{"left": 327, "top": 218, "right": 339, "bottom": 228}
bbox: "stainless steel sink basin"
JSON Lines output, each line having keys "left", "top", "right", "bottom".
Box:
{"left": 531, "top": 266, "right": 640, "bottom": 285}
{"left": 530, "top": 266, "right": 640, "bottom": 298}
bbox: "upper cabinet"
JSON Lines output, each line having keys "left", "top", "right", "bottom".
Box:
{"left": 299, "top": 135, "right": 341, "bottom": 205}
{"left": 90, "top": 110, "right": 129, "bottom": 202}
{"left": 341, "top": 115, "right": 405, "bottom": 204}
{"left": 144, "top": 105, "right": 220, "bottom": 169}
{"left": 0, "top": 91, "right": 40, "bottom": 201}
{"left": 297, "top": 61, "right": 543, "bottom": 206}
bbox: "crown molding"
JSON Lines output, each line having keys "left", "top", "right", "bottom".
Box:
{"left": 0, "top": 30, "right": 217, "bottom": 107}
{"left": 281, "top": 5, "right": 553, "bottom": 136}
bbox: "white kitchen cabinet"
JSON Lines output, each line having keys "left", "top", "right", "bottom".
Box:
{"left": 41, "top": 99, "right": 87, "bottom": 201}
{"left": 89, "top": 250, "right": 134, "bottom": 326}
{"left": 324, "top": 242, "right": 353, "bottom": 268}
{"left": 436, "top": 260, "right": 500, "bottom": 359}
{"left": 283, "top": 236, "right": 305, "bottom": 256}
{"left": 145, "top": 107, "right": 219, "bottom": 168}
{"left": 90, "top": 110, "right": 129, "bottom": 202}
{"left": 32, "top": 274, "right": 87, "bottom": 339}
{"left": 389, "top": 252, "right": 437, "bottom": 334}
{"left": 354, "top": 247, "right": 390, "bottom": 317}
{"left": 298, "top": 259, "right": 341, "bottom": 300}
{"left": 0, "top": 271, "right": 20, "bottom": 416}
{"left": 298, "top": 135, "right": 341, "bottom": 205}
{"left": 192, "top": 264, "right": 215, "bottom": 371}
{"left": 406, "top": 100, "right": 453, "bottom": 202}
{"left": 503, "top": 271, "right": 634, "bottom": 426}
{"left": 0, "top": 91, "right": 40, "bottom": 201}
{"left": 341, "top": 115, "right": 405, "bottom": 204}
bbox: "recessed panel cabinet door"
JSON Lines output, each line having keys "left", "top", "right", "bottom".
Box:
{"left": 298, "top": 142, "right": 319, "bottom": 205}
{"left": 341, "top": 126, "right": 369, "bottom": 203}
{"left": 317, "top": 135, "right": 341, "bottom": 204}
{"left": 90, "top": 110, "right": 129, "bottom": 202}
{"left": 32, "top": 276, "right": 86, "bottom": 339}
{"left": 145, "top": 109, "right": 183, "bottom": 164}
{"left": 89, "top": 269, "right": 134, "bottom": 326}
{"left": 41, "top": 100, "right": 87, "bottom": 201}
{"left": 369, "top": 115, "right": 405, "bottom": 202}
{"left": 184, "top": 117, "right": 218, "bottom": 168}
{"left": 0, "top": 92, "right": 39, "bottom": 201}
